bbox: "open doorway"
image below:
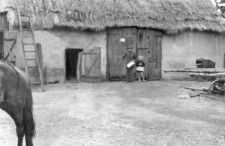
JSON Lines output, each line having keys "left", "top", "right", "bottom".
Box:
{"left": 65, "top": 48, "right": 83, "bottom": 81}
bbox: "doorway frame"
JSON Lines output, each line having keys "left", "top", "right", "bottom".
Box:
{"left": 65, "top": 48, "right": 83, "bottom": 82}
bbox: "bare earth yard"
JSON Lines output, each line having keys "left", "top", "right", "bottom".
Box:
{"left": 1, "top": 80, "right": 225, "bottom": 146}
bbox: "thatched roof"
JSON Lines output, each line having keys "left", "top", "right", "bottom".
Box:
{"left": 11, "top": 0, "right": 225, "bottom": 33}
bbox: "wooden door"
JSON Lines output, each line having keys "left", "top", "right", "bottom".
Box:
{"left": 81, "top": 47, "right": 101, "bottom": 82}
{"left": 137, "top": 29, "right": 162, "bottom": 80}
{"left": 3, "top": 31, "right": 17, "bottom": 64}
{"left": 107, "top": 28, "right": 137, "bottom": 80}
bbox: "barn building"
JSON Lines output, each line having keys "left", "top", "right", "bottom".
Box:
{"left": 1, "top": 0, "right": 225, "bottom": 83}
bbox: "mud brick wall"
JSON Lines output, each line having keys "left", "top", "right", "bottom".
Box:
{"left": 15, "top": 29, "right": 107, "bottom": 83}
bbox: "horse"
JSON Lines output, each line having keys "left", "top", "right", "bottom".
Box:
{"left": 0, "top": 61, "right": 35, "bottom": 146}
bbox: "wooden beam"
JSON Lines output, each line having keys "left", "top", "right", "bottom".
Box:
{"left": 164, "top": 68, "right": 225, "bottom": 73}
{"left": 189, "top": 72, "right": 225, "bottom": 77}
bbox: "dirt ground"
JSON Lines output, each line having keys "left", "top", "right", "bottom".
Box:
{"left": 0, "top": 80, "right": 225, "bottom": 146}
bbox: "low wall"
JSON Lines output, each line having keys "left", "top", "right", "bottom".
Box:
{"left": 162, "top": 31, "right": 225, "bottom": 80}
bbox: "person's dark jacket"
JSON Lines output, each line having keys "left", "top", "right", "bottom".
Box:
{"left": 122, "top": 50, "right": 136, "bottom": 65}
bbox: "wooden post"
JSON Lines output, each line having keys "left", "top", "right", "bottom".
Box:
{"left": 224, "top": 53, "right": 225, "bottom": 68}
{"left": 0, "top": 32, "right": 4, "bottom": 60}
{"left": 80, "top": 52, "right": 84, "bottom": 82}
{"left": 36, "top": 44, "right": 43, "bottom": 70}
{"left": 77, "top": 52, "right": 81, "bottom": 82}
{"left": 36, "top": 43, "right": 44, "bottom": 84}
{"left": 45, "top": 66, "right": 48, "bottom": 85}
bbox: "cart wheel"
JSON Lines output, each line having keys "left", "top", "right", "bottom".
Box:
{"left": 208, "top": 81, "right": 225, "bottom": 95}
{"left": 211, "top": 83, "right": 221, "bottom": 94}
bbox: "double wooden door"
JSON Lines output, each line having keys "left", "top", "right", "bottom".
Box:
{"left": 107, "top": 28, "right": 162, "bottom": 80}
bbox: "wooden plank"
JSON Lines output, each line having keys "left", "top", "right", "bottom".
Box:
{"left": 153, "top": 34, "right": 162, "bottom": 80}
{"left": 164, "top": 68, "right": 225, "bottom": 73}
{"left": 224, "top": 53, "right": 225, "bottom": 68}
{"left": 36, "top": 43, "right": 43, "bottom": 76}
{"left": 0, "top": 32, "right": 4, "bottom": 60}
{"left": 189, "top": 72, "right": 225, "bottom": 77}
{"left": 107, "top": 32, "right": 121, "bottom": 78}
{"left": 77, "top": 52, "right": 82, "bottom": 82}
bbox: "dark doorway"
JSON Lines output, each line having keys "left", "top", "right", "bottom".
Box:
{"left": 66, "top": 49, "right": 83, "bottom": 80}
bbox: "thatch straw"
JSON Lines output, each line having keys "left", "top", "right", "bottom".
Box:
{"left": 9, "top": 0, "right": 225, "bottom": 34}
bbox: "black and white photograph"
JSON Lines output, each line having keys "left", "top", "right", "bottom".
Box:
{"left": 0, "top": 0, "right": 225, "bottom": 145}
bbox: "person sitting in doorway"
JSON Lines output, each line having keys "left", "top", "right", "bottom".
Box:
{"left": 136, "top": 55, "right": 146, "bottom": 81}
{"left": 122, "top": 47, "right": 136, "bottom": 82}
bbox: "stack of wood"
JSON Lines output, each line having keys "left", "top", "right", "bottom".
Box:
{"left": 164, "top": 68, "right": 225, "bottom": 78}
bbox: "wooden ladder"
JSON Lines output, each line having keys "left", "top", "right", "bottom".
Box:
{"left": 17, "top": 9, "right": 44, "bottom": 91}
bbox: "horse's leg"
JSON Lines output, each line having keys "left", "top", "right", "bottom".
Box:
{"left": 23, "top": 95, "right": 35, "bottom": 146}
{"left": 0, "top": 102, "right": 25, "bottom": 146}
{"left": 15, "top": 109, "right": 25, "bottom": 146}
{"left": 25, "top": 132, "right": 33, "bottom": 146}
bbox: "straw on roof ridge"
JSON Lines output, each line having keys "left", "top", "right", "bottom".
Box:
{"left": 11, "top": 0, "right": 225, "bottom": 33}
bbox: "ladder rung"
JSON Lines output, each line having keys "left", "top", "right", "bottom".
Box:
{"left": 28, "top": 66, "right": 38, "bottom": 68}
{"left": 24, "top": 51, "right": 36, "bottom": 52}
{"left": 22, "top": 30, "right": 32, "bottom": 33}
{"left": 22, "top": 21, "right": 29, "bottom": 24}
{"left": 31, "top": 82, "right": 41, "bottom": 85}
{"left": 22, "top": 27, "right": 32, "bottom": 30}
{"left": 22, "top": 27, "right": 31, "bottom": 30}
{"left": 22, "top": 33, "right": 33, "bottom": 36}
{"left": 22, "top": 28, "right": 32, "bottom": 31}
{"left": 20, "top": 14, "right": 29, "bottom": 17}
{"left": 22, "top": 25, "right": 31, "bottom": 28}
{"left": 23, "top": 43, "right": 35, "bottom": 45}
{"left": 23, "top": 35, "right": 32, "bottom": 38}
{"left": 4, "top": 39, "right": 16, "bottom": 41}
{"left": 22, "top": 29, "right": 32, "bottom": 32}
{"left": 26, "top": 59, "right": 36, "bottom": 61}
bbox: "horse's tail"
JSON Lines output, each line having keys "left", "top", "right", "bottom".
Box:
{"left": 23, "top": 89, "right": 36, "bottom": 138}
